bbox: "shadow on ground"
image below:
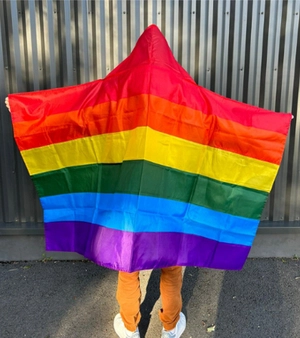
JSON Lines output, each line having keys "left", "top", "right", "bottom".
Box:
{"left": 1, "top": 258, "right": 300, "bottom": 337}
{"left": 180, "top": 258, "right": 300, "bottom": 338}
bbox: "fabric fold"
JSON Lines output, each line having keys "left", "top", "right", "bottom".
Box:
{"left": 9, "top": 25, "right": 292, "bottom": 272}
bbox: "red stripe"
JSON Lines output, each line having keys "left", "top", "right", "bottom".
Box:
{"left": 9, "top": 65, "right": 292, "bottom": 136}
{"left": 13, "top": 94, "right": 287, "bottom": 164}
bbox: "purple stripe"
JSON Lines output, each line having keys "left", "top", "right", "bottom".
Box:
{"left": 45, "top": 221, "right": 251, "bottom": 272}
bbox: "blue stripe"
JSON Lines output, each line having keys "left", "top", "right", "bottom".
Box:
{"left": 40, "top": 192, "right": 258, "bottom": 246}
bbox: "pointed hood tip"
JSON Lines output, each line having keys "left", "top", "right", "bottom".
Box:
{"left": 146, "top": 24, "right": 160, "bottom": 31}
{"left": 141, "top": 24, "right": 163, "bottom": 39}
{"left": 106, "top": 24, "right": 195, "bottom": 84}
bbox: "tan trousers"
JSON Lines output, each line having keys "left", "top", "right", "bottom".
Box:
{"left": 116, "top": 266, "right": 183, "bottom": 332}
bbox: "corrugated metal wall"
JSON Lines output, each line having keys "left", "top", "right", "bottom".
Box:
{"left": 0, "top": 0, "right": 299, "bottom": 234}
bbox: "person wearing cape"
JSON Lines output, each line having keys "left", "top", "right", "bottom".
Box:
{"left": 6, "top": 25, "right": 292, "bottom": 338}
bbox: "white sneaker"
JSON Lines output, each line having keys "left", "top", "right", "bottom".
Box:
{"left": 113, "top": 313, "right": 140, "bottom": 338}
{"left": 161, "top": 312, "right": 186, "bottom": 338}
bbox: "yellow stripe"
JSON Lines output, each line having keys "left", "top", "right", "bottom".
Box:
{"left": 21, "top": 127, "right": 278, "bottom": 192}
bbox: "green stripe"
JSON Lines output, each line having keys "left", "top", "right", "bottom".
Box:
{"left": 32, "top": 160, "right": 268, "bottom": 219}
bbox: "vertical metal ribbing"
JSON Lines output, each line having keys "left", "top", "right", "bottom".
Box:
{"left": 0, "top": 0, "right": 12, "bottom": 95}
{"left": 147, "top": 0, "right": 153, "bottom": 26}
{"left": 164, "top": 0, "right": 174, "bottom": 50}
{"left": 258, "top": 0, "right": 270, "bottom": 109}
{"left": 95, "top": 0, "right": 107, "bottom": 78}
{"left": 181, "top": 0, "right": 191, "bottom": 73}
{"left": 121, "top": 0, "right": 128, "bottom": 61}
{"left": 54, "top": 1, "right": 64, "bottom": 86}
{"left": 199, "top": 0, "right": 214, "bottom": 89}
{"left": 125, "top": 0, "right": 131, "bottom": 55}
{"left": 209, "top": 0, "right": 218, "bottom": 92}
{"left": 70, "top": 1, "right": 78, "bottom": 83}
{"left": 89, "top": 0, "right": 98, "bottom": 80}
{"left": 0, "top": 2, "right": 10, "bottom": 223}
{"left": 130, "top": 0, "right": 143, "bottom": 43}
{"left": 263, "top": 0, "right": 282, "bottom": 111}
{"left": 53, "top": 0, "right": 63, "bottom": 86}
{"left": 46, "top": 0, "right": 57, "bottom": 88}
{"left": 27, "top": 0, "right": 39, "bottom": 90}
{"left": 231, "top": 0, "right": 248, "bottom": 102}
{"left": 156, "top": 0, "right": 162, "bottom": 29}
{"left": 129, "top": 1, "right": 137, "bottom": 49}
{"left": 0, "top": 12, "right": 5, "bottom": 103}
{"left": 103, "top": 0, "right": 111, "bottom": 75}
{"left": 19, "top": 0, "right": 30, "bottom": 90}
{"left": 111, "top": 0, "right": 121, "bottom": 66}
{"left": 143, "top": 0, "right": 147, "bottom": 28}
{"left": 260, "top": 0, "right": 282, "bottom": 221}
{"left": 1, "top": 0, "right": 22, "bottom": 223}
{"left": 161, "top": 0, "right": 166, "bottom": 35}
{"left": 177, "top": 0, "right": 183, "bottom": 65}
{"left": 270, "top": 1, "right": 292, "bottom": 222}
{"left": 188, "top": 0, "right": 197, "bottom": 80}
{"left": 141, "top": 1, "right": 163, "bottom": 33}
{"left": 1, "top": 0, "right": 300, "bottom": 230}
{"left": 35, "top": 1, "right": 47, "bottom": 89}
{"left": 280, "top": 1, "right": 300, "bottom": 114}
{"left": 289, "top": 83, "right": 300, "bottom": 221}
{"left": 172, "top": 0, "right": 180, "bottom": 61}
{"left": 73, "top": 0, "right": 80, "bottom": 82}
{"left": 0, "top": 10, "right": 4, "bottom": 223}
{"left": 140, "top": 0, "right": 145, "bottom": 37}
{"left": 215, "top": 0, "right": 231, "bottom": 96}
{"left": 193, "top": 0, "right": 201, "bottom": 84}
{"left": 80, "top": 0, "right": 90, "bottom": 82}
{"left": 287, "top": 1, "right": 300, "bottom": 222}
{"left": 242, "top": 0, "right": 253, "bottom": 104}
{"left": 10, "top": 0, "right": 23, "bottom": 92}
{"left": 86, "top": 1, "right": 93, "bottom": 80}
{"left": 1, "top": 1, "right": 40, "bottom": 224}
{"left": 247, "top": 0, "right": 266, "bottom": 106}
{"left": 198, "top": 0, "right": 208, "bottom": 86}
{"left": 18, "top": 1, "right": 43, "bottom": 223}
{"left": 62, "top": 0, "right": 73, "bottom": 86}
{"left": 154, "top": 0, "right": 158, "bottom": 26}
{"left": 15, "top": 0, "right": 39, "bottom": 223}
{"left": 225, "top": 0, "right": 235, "bottom": 99}
{"left": 115, "top": 1, "right": 128, "bottom": 64}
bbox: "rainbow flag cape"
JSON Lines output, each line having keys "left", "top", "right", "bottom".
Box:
{"left": 9, "top": 25, "right": 292, "bottom": 272}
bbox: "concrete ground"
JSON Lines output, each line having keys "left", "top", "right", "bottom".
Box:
{"left": 1, "top": 257, "right": 300, "bottom": 338}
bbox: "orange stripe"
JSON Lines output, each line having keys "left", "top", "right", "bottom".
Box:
{"left": 9, "top": 72, "right": 291, "bottom": 135}
{"left": 13, "top": 94, "right": 286, "bottom": 164}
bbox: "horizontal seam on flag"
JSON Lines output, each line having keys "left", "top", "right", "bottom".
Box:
{"left": 32, "top": 161, "right": 268, "bottom": 220}
{"left": 21, "top": 126, "right": 279, "bottom": 192}
{"left": 12, "top": 94, "right": 287, "bottom": 165}
{"left": 9, "top": 73, "right": 291, "bottom": 135}
{"left": 41, "top": 192, "right": 258, "bottom": 247}
{"left": 9, "top": 65, "right": 291, "bottom": 135}
{"left": 12, "top": 94, "right": 289, "bottom": 136}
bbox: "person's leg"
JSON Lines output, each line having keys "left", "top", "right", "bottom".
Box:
{"left": 116, "top": 271, "right": 141, "bottom": 332}
{"left": 159, "top": 266, "right": 183, "bottom": 330}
